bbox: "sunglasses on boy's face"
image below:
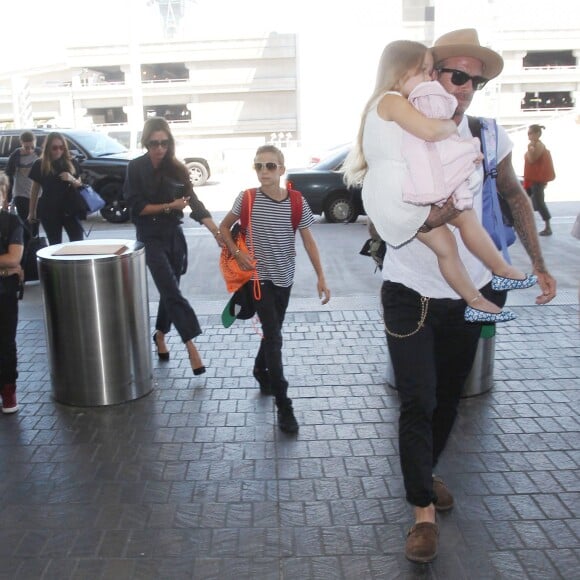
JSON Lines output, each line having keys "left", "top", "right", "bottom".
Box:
{"left": 147, "top": 140, "right": 170, "bottom": 149}
{"left": 254, "top": 162, "right": 281, "bottom": 171}
{"left": 436, "top": 68, "right": 489, "bottom": 91}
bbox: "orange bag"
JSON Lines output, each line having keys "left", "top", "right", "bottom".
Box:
{"left": 219, "top": 224, "right": 254, "bottom": 293}
{"left": 524, "top": 149, "right": 555, "bottom": 183}
{"left": 219, "top": 191, "right": 256, "bottom": 293}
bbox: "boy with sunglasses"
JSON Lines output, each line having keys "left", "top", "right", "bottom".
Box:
{"left": 219, "top": 145, "right": 331, "bottom": 434}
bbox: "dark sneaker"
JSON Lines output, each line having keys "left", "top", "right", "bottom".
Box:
{"left": 277, "top": 405, "right": 299, "bottom": 434}
{"left": 405, "top": 522, "right": 439, "bottom": 564}
{"left": 1, "top": 384, "right": 19, "bottom": 414}
{"left": 253, "top": 368, "right": 272, "bottom": 396}
{"left": 432, "top": 476, "right": 454, "bottom": 512}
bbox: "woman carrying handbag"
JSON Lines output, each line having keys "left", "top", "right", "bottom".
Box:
{"left": 524, "top": 124, "right": 555, "bottom": 236}
{"left": 28, "top": 132, "right": 85, "bottom": 245}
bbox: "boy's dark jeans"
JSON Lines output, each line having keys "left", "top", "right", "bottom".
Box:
{"left": 254, "top": 281, "right": 292, "bottom": 408}
{"left": 382, "top": 280, "right": 505, "bottom": 507}
{"left": 0, "top": 288, "right": 19, "bottom": 385}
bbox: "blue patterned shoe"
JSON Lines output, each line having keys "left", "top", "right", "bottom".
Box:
{"left": 491, "top": 273, "right": 537, "bottom": 291}
{"left": 464, "top": 306, "right": 517, "bottom": 323}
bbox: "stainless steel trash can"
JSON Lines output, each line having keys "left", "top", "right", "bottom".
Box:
{"left": 37, "top": 239, "right": 153, "bottom": 406}
{"left": 461, "top": 324, "right": 495, "bottom": 398}
{"left": 384, "top": 323, "right": 495, "bottom": 397}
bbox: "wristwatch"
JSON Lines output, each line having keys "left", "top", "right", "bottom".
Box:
{"left": 163, "top": 204, "right": 171, "bottom": 214}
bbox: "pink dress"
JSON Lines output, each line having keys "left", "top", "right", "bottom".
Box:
{"left": 402, "top": 81, "right": 481, "bottom": 210}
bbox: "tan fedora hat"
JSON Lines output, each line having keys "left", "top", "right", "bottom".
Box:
{"left": 432, "top": 28, "right": 504, "bottom": 80}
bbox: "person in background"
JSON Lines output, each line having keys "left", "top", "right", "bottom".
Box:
{"left": 124, "top": 117, "right": 222, "bottom": 376}
{"left": 0, "top": 172, "right": 24, "bottom": 414}
{"left": 524, "top": 124, "right": 553, "bottom": 236}
{"left": 5, "top": 131, "right": 41, "bottom": 221}
{"left": 28, "top": 132, "right": 85, "bottom": 245}
{"left": 219, "top": 145, "right": 331, "bottom": 434}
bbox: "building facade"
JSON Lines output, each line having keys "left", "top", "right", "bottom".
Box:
{"left": 0, "top": 33, "right": 298, "bottom": 150}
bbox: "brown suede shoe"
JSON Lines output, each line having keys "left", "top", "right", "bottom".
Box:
{"left": 433, "top": 476, "right": 454, "bottom": 512}
{"left": 405, "top": 522, "right": 439, "bottom": 564}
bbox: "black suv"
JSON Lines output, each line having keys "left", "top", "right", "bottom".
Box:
{"left": 285, "top": 145, "right": 364, "bottom": 223}
{"left": 0, "top": 129, "right": 135, "bottom": 223}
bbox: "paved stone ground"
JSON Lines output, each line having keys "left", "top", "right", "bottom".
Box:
{"left": 1, "top": 298, "right": 579, "bottom": 579}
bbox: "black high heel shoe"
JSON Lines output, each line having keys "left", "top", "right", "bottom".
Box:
{"left": 188, "top": 342, "right": 206, "bottom": 375}
{"left": 153, "top": 331, "right": 170, "bottom": 361}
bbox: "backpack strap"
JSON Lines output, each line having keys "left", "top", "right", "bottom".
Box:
{"left": 468, "top": 115, "right": 512, "bottom": 262}
{"left": 239, "top": 188, "right": 257, "bottom": 231}
{"left": 241, "top": 187, "right": 303, "bottom": 231}
{"left": 287, "top": 189, "right": 303, "bottom": 231}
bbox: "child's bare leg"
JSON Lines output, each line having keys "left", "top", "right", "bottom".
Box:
{"left": 449, "top": 210, "right": 526, "bottom": 280}
{"left": 416, "top": 227, "right": 501, "bottom": 314}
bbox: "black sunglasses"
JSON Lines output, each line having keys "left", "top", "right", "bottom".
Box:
{"left": 254, "top": 162, "right": 281, "bottom": 171}
{"left": 147, "top": 139, "right": 170, "bottom": 149}
{"left": 436, "top": 68, "right": 489, "bottom": 91}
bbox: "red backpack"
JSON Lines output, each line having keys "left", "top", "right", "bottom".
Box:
{"left": 239, "top": 187, "right": 303, "bottom": 232}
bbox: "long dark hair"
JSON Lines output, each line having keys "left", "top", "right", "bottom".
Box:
{"left": 141, "top": 117, "right": 191, "bottom": 193}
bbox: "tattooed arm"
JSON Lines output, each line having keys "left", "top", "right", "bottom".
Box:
{"left": 497, "top": 152, "right": 557, "bottom": 304}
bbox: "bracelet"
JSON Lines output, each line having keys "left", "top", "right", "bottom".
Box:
{"left": 234, "top": 248, "right": 241, "bottom": 256}
{"left": 214, "top": 231, "right": 222, "bottom": 237}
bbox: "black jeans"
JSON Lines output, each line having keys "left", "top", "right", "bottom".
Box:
{"left": 38, "top": 206, "right": 84, "bottom": 246}
{"left": 529, "top": 182, "right": 551, "bottom": 222}
{"left": 140, "top": 224, "right": 201, "bottom": 343}
{"left": 0, "top": 279, "right": 19, "bottom": 385}
{"left": 382, "top": 280, "right": 505, "bottom": 507}
{"left": 254, "top": 281, "right": 292, "bottom": 408}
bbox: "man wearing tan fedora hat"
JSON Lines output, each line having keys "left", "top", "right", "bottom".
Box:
{"left": 380, "top": 28, "right": 557, "bottom": 564}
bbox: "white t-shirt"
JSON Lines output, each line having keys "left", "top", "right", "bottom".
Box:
{"left": 381, "top": 116, "right": 513, "bottom": 299}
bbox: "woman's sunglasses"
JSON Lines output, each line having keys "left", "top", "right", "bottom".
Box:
{"left": 147, "top": 140, "right": 170, "bottom": 149}
{"left": 51, "top": 144, "right": 65, "bottom": 151}
{"left": 436, "top": 68, "right": 489, "bottom": 91}
{"left": 254, "top": 162, "right": 281, "bottom": 171}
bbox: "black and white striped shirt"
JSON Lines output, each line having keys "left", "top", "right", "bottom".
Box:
{"left": 231, "top": 189, "right": 315, "bottom": 287}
